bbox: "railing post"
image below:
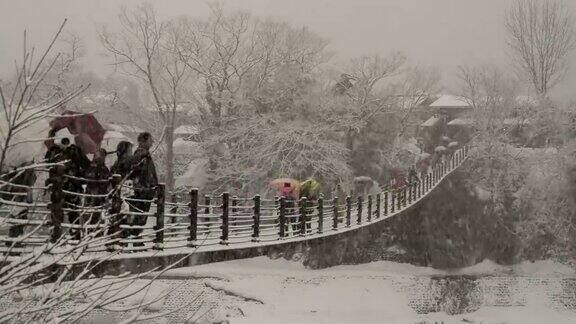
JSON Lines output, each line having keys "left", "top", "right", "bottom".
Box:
{"left": 356, "top": 196, "right": 363, "bottom": 225}
{"left": 397, "top": 189, "right": 402, "bottom": 210}
{"left": 418, "top": 179, "right": 422, "bottom": 198}
{"left": 345, "top": 196, "right": 351, "bottom": 227}
{"left": 408, "top": 183, "right": 413, "bottom": 204}
{"left": 47, "top": 166, "right": 65, "bottom": 243}
{"left": 367, "top": 195, "right": 372, "bottom": 222}
{"left": 332, "top": 197, "right": 339, "bottom": 230}
{"left": 204, "top": 195, "right": 210, "bottom": 231}
{"left": 299, "top": 197, "right": 308, "bottom": 236}
{"left": 154, "top": 184, "right": 165, "bottom": 250}
{"left": 189, "top": 188, "right": 198, "bottom": 245}
{"left": 220, "top": 192, "right": 229, "bottom": 244}
{"left": 317, "top": 195, "right": 324, "bottom": 234}
{"left": 403, "top": 186, "right": 408, "bottom": 207}
{"left": 232, "top": 195, "right": 238, "bottom": 232}
{"left": 390, "top": 191, "right": 395, "bottom": 213}
{"left": 376, "top": 193, "right": 381, "bottom": 219}
{"left": 383, "top": 191, "right": 388, "bottom": 215}
{"left": 252, "top": 195, "right": 260, "bottom": 242}
{"left": 204, "top": 195, "right": 210, "bottom": 214}
{"left": 104, "top": 174, "right": 122, "bottom": 251}
{"left": 279, "top": 197, "right": 286, "bottom": 238}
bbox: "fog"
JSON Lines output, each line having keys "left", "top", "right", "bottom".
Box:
{"left": 1, "top": 0, "right": 576, "bottom": 99}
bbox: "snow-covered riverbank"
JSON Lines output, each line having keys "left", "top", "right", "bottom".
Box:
{"left": 162, "top": 257, "right": 576, "bottom": 324}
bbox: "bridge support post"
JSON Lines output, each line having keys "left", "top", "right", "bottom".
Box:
{"left": 356, "top": 196, "right": 363, "bottom": 225}
{"left": 299, "top": 197, "right": 308, "bottom": 236}
{"left": 232, "top": 195, "right": 238, "bottom": 233}
{"left": 220, "top": 192, "right": 229, "bottom": 244}
{"left": 252, "top": 195, "right": 260, "bottom": 242}
{"left": 417, "top": 180, "right": 421, "bottom": 198}
{"left": 383, "top": 191, "right": 388, "bottom": 215}
{"left": 279, "top": 197, "right": 286, "bottom": 238}
{"left": 367, "top": 195, "right": 372, "bottom": 222}
{"left": 345, "top": 196, "right": 351, "bottom": 227}
{"left": 318, "top": 195, "right": 324, "bottom": 234}
{"left": 403, "top": 187, "right": 408, "bottom": 207}
{"left": 107, "top": 174, "right": 122, "bottom": 251}
{"left": 154, "top": 184, "right": 165, "bottom": 250}
{"left": 47, "top": 165, "right": 65, "bottom": 244}
{"left": 188, "top": 188, "right": 198, "bottom": 246}
{"left": 204, "top": 195, "right": 210, "bottom": 232}
{"left": 332, "top": 197, "right": 339, "bottom": 230}
{"left": 375, "top": 194, "right": 381, "bottom": 219}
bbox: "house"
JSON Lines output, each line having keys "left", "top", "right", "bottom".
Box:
{"left": 428, "top": 95, "right": 472, "bottom": 118}
{"left": 104, "top": 123, "right": 144, "bottom": 137}
{"left": 174, "top": 125, "right": 201, "bottom": 141}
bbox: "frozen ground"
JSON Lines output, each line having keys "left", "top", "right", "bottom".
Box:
{"left": 159, "top": 256, "right": 576, "bottom": 324}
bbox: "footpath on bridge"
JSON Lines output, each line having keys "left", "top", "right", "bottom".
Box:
{"left": 0, "top": 146, "right": 469, "bottom": 268}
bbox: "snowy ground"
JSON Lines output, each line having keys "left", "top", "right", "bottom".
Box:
{"left": 158, "top": 257, "right": 576, "bottom": 324}
{"left": 3, "top": 256, "right": 575, "bottom": 323}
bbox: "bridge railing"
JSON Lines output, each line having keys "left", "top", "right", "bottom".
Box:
{"left": 0, "top": 146, "right": 469, "bottom": 255}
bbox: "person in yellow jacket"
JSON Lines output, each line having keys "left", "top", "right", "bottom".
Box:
{"left": 298, "top": 178, "right": 321, "bottom": 201}
{"left": 296, "top": 178, "right": 321, "bottom": 233}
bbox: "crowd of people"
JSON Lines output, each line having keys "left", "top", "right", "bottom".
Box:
{"left": 43, "top": 131, "right": 158, "bottom": 246}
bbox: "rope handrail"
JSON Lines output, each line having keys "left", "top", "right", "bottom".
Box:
{"left": 0, "top": 145, "right": 469, "bottom": 258}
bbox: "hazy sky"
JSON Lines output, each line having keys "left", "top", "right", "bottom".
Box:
{"left": 1, "top": 0, "right": 575, "bottom": 98}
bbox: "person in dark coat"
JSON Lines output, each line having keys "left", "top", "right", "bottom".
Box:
{"left": 84, "top": 148, "right": 111, "bottom": 229}
{"left": 46, "top": 165, "right": 65, "bottom": 243}
{"left": 108, "top": 141, "right": 134, "bottom": 245}
{"left": 60, "top": 137, "right": 90, "bottom": 241}
{"left": 408, "top": 167, "right": 419, "bottom": 184}
{"left": 45, "top": 134, "right": 90, "bottom": 241}
{"left": 1, "top": 164, "right": 37, "bottom": 248}
{"left": 127, "top": 132, "right": 158, "bottom": 247}
{"left": 111, "top": 141, "right": 134, "bottom": 179}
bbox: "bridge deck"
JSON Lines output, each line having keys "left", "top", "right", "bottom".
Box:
{"left": 0, "top": 147, "right": 469, "bottom": 264}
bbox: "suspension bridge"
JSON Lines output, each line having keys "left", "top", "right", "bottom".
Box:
{"left": 0, "top": 146, "right": 469, "bottom": 271}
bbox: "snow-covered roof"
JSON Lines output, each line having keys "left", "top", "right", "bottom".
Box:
{"left": 173, "top": 138, "right": 202, "bottom": 155}
{"left": 515, "top": 95, "right": 538, "bottom": 107}
{"left": 105, "top": 123, "right": 143, "bottom": 134}
{"left": 174, "top": 125, "right": 200, "bottom": 135}
{"left": 447, "top": 118, "right": 474, "bottom": 126}
{"left": 429, "top": 95, "right": 471, "bottom": 109}
{"left": 103, "top": 131, "right": 129, "bottom": 140}
{"left": 421, "top": 116, "right": 440, "bottom": 127}
{"left": 146, "top": 104, "right": 189, "bottom": 112}
{"left": 175, "top": 158, "right": 209, "bottom": 188}
{"left": 503, "top": 118, "right": 530, "bottom": 125}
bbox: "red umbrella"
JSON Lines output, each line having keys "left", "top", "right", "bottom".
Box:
{"left": 269, "top": 178, "right": 300, "bottom": 200}
{"left": 48, "top": 110, "right": 106, "bottom": 154}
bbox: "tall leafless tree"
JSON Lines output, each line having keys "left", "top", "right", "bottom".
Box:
{"left": 99, "top": 4, "right": 192, "bottom": 193}
{"left": 505, "top": 0, "right": 576, "bottom": 96}
{"left": 0, "top": 20, "right": 88, "bottom": 173}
